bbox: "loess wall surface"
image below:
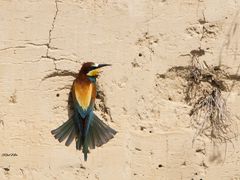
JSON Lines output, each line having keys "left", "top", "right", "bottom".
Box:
{"left": 0, "top": 0, "right": 240, "bottom": 179}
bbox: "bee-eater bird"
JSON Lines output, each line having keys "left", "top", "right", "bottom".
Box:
{"left": 51, "top": 62, "right": 117, "bottom": 161}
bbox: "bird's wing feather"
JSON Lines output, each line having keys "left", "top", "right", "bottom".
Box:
{"left": 86, "top": 113, "right": 117, "bottom": 149}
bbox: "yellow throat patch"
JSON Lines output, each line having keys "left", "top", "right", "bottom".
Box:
{"left": 87, "top": 68, "right": 100, "bottom": 77}
{"left": 74, "top": 82, "right": 93, "bottom": 111}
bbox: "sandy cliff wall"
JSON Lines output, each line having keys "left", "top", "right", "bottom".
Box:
{"left": 0, "top": 0, "right": 240, "bottom": 179}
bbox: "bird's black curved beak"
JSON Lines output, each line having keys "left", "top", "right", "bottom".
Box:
{"left": 97, "top": 64, "right": 112, "bottom": 68}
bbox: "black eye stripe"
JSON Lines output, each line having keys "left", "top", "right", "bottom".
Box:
{"left": 87, "top": 64, "right": 111, "bottom": 73}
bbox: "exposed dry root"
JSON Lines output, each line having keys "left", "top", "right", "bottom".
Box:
{"left": 190, "top": 89, "right": 235, "bottom": 144}
{"left": 185, "top": 58, "right": 228, "bottom": 105}
{"left": 186, "top": 58, "right": 236, "bottom": 144}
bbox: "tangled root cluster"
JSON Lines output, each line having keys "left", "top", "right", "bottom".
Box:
{"left": 190, "top": 89, "right": 235, "bottom": 144}
{"left": 185, "top": 59, "right": 228, "bottom": 105}
{"left": 186, "top": 59, "right": 236, "bottom": 144}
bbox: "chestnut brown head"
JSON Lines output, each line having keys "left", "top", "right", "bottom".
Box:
{"left": 80, "top": 62, "right": 111, "bottom": 77}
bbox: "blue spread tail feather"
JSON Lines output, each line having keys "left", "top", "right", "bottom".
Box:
{"left": 51, "top": 113, "right": 117, "bottom": 161}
